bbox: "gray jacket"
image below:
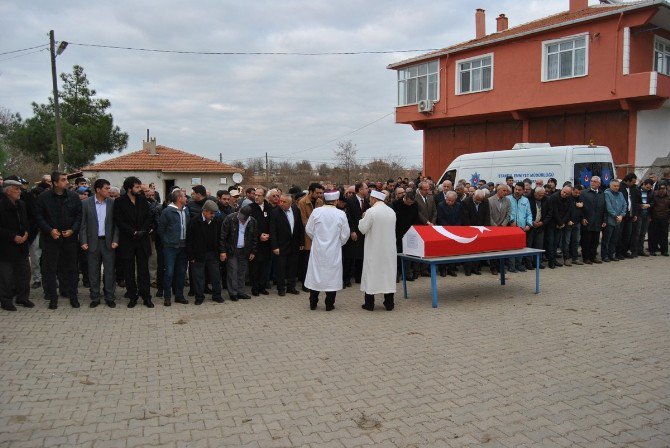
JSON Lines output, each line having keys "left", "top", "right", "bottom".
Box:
{"left": 79, "top": 196, "right": 119, "bottom": 252}
{"left": 488, "top": 195, "right": 511, "bottom": 226}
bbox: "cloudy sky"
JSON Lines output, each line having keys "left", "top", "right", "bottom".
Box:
{"left": 1, "top": 0, "right": 591, "bottom": 168}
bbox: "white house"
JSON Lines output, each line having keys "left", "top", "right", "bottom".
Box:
{"left": 82, "top": 139, "right": 244, "bottom": 200}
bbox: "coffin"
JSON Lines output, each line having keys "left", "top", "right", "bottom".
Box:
{"left": 402, "top": 226, "right": 526, "bottom": 258}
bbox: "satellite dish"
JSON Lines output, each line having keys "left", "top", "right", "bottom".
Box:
{"left": 232, "top": 173, "right": 243, "bottom": 184}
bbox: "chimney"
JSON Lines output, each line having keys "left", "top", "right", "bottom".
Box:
{"left": 143, "top": 137, "right": 157, "bottom": 155}
{"left": 569, "top": 0, "right": 589, "bottom": 12}
{"left": 496, "top": 14, "right": 509, "bottom": 32}
{"left": 476, "top": 9, "right": 486, "bottom": 39}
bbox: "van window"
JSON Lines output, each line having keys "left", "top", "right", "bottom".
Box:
{"left": 574, "top": 162, "right": 614, "bottom": 188}
{"left": 439, "top": 169, "right": 456, "bottom": 184}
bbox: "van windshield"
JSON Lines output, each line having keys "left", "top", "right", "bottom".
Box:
{"left": 439, "top": 169, "right": 456, "bottom": 184}
{"left": 574, "top": 162, "right": 615, "bottom": 188}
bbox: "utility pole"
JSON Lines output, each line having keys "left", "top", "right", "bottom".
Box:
{"left": 265, "top": 152, "right": 269, "bottom": 185}
{"left": 49, "top": 30, "right": 66, "bottom": 172}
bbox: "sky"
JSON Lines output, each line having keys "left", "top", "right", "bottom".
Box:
{"left": 0, "top": 0, "right": 597, "bottom": 168}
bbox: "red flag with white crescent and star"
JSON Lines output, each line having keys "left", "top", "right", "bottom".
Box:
{"left": 402, "top": 226, "right": 526, "bottom": 257}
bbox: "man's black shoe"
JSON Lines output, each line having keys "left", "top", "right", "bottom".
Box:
{"left": 278, "top": 290, "right": 286, "bottom": 297}
{"left": 48, "top": 300, "right": 58, "bottom": 310}
{"left": 90, "top": 301, "right": 100, "bottom": 308}
{"left": 344, "top": 281, "right": 352, "bottom": 288}
{"left": 259, "top": 289, "right": 269, "bottom": 295}
{"left": 251, "top": 290, "right": 259, "bottom": 297}
{"left": 195, "top": 298, "right": 204, "bottom": 305}
{"left": 325, "top": 303, "right": 335, "bottom": 311}
{"left": 302, "top": 285, "right": 309, "bottom": 293}
{"left": 473, "top": 270, "right": 481, "bottom": 275}
{"left": 155, "top": 290, "right": 163, "bottom": 298}
{"left": 229, "top": 295, "right": 239, "bottom": 302}
{"left": 128, "top": 298, "right": 138, "bottom": 308}
{"left": 70, "top": 298, "right": 80, "bottom": 308}
{"left": 213, "top": 297, "right": 225, "bottom": 303}
{"left": 1, "top": 302, "right": 17, "bottom": 311}
{"left": 465, "top": 271, "right": 472, "bottom": 276}
{"left": 164, "top": 298, "right": 171, "bottom": 306}
{"left": 238, "top": 293, "right": 251, "bottom": 300}
{"left": 174, "top": 298, "right": 189, "bottom": 304}
{"left": 143, "top": 299, "right": 155, "bottom": 308}
{"left": 18, "top": 300, "right": 35, "bottom": 308}
{"left": 105, "top": 300, "right": 116, "bottom": 308}
{"left": 287, "top": 288, "right": 300, "bottom": 295}
{"left": 361, "top": 304, "right": 374, "bottom": 311}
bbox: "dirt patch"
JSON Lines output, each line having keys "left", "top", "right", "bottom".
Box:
{"left": 9, "top": 415, "right": 28, "bottom": 423}
{"left": 174, "top": 318, "right": 188, "bottom": 325}
{"left": 355, "top": 413, "right": 382, "bottom": 430}
{"left": 80, "top": 377, "right": 95, "bottom": 385}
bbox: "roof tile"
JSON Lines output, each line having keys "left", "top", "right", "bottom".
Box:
{"left": 82, "top": 145, "right": 243, "bottom": 173}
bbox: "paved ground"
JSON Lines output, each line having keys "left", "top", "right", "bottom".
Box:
{"left": 1, "top": 257, "right": 669, "bottom": 448}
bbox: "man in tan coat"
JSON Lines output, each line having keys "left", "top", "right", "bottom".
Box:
{"left": 297, "top": 183, "right": 324, "bottom": 290}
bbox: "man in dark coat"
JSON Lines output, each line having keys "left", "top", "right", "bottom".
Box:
{"left": 343, "top": 182, "right": 369, "bottom": 286}
{"left": 0, "top": 180, "right": 34, "bottom": 311}
{"left": 219, "top": 205, "right": 258, "bottom": 300}
{"left": 546, "top": 186, "right": 575, "bottom": 268}
{"left": 392, "top": 190, "right": 422, "bottom": 280}
{"left": 579, "top": 176, "right": 607, "bottom": 264}
{"left": 270, "top": 194, "right": 305, "bottom": 296}
{"left": 461, "top": 189, "right": 491, "bottom": 275}
{"left": 114, "top": 176, "right": 154, "bottom": 308}
{"left": 186, "top": 200, "right": 224, "bottom": 304}
{"left": 249, "top": 187, "right": 272, "bottom": 296}
{"left": 34, "top": 172, "right": 82, "bottom": 310}
{"left": 617, "top": 173, "right": 640, "bottom": 259}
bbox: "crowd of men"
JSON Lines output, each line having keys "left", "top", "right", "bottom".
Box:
{"left": 0, "top": 168, "right": 668, "bottom": 313}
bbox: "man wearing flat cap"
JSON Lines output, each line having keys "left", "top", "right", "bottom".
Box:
{"left": 220, "top": 205, "right": 258, "bottom": 301}
{"left": 359, "top": 190, "right": 397, "bottom": 311}
{"left": 0, "top": 179, "right": 35, "bottom": 311}
{"left": 186, "top": 199, "right": 224, "bottom": 305}
{"left": 304, "top": 190, "right": 350, "bottom": 311}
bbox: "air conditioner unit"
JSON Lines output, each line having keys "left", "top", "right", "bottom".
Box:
{"left": 418, "top": 100, "right": 434, "bottom": 113}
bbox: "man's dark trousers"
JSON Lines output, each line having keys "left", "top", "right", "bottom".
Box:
{"left": 192, "top": 251, "right": 222, "bottom": 300}
{"left": 42, "top": 236, "right": 79, "bottom": 302}
{"left": 275, "top": 250, "right": 298, "bottom": 293}
{"left": 123, "top": 246, "right": 151, "bottom": 300}
{"left": 87, "top": 238, "right": 116, "bottom": 302}
{"left": 0, "top": 258, "right": 30, "bottom": 307}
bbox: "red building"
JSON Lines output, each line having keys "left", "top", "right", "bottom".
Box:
{"left": 388, "top": 0, "right": 670, "bottom": 181}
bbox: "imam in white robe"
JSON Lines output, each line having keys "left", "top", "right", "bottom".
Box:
{"left": 358, "top": 201, "right": 397, "bottom": 295}
{"left": 304, "top": 205, "right": 350, "bottom": 292}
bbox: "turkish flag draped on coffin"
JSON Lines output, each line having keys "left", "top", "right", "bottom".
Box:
{"left": 402, "top": 226, "right": 526, "bottom": 258}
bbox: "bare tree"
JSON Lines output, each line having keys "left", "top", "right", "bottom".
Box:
{"left": 334, "top": 140, "right": 358, "bottom": 185}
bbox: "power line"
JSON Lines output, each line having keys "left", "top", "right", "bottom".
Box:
{"left": 271, "top": 111, "right": 395, "bottom": 158}
{"left": 68, "top": 42, "right": 439, "bottom": 56}
{"left": 0, "top": 44, "right": 49, "bottom": 56}
{"left": 0, "top": 48, "right": 48, "bottom": 63}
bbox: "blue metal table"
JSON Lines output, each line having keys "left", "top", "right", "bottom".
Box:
{"left": 398, "top": 248, "right": 545, "bottom": 308}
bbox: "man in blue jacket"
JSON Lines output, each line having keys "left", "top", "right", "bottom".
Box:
{"left": 602, "top": 180, "right": 627, "bottom": 262}
{"left": 158, "top": 189, "right": 189, "bottom": 306}
{"left": 509, "top": 182, "right": 533, "bottom": 272}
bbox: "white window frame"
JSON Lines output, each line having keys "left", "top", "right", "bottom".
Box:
{"left": 397, "top": 60, "right": 440, "bottom": 106}
{"left": 455, "top": 53, "right": 494, "bottom": 95}
{"left": 653, "top": 35, "right": 670, "bottom": 76}
{"left": 541, "top": 32, "right": 589, "bottom": 82}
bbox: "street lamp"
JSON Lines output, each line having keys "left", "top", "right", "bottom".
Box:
{"left": 49, "top": 30, "right": 68, "bottom": 172}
